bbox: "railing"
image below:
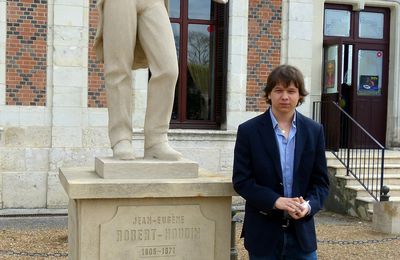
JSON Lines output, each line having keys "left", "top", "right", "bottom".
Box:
{"left": 313, "top": 101, "right": 387, "bottom": 201}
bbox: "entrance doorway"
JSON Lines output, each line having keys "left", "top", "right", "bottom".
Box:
{"left": 321, "top": 4, "right": 390, "bottom": 149}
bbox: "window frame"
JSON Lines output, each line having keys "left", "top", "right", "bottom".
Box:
{"left": 169, "top": 0, "right": 228, "bottom": 129}
{"left": 322, "top": 4, "right": 390, "bottom": 145}
{"left": 323, "top": 4, "right": 390, "bottom": 96}
{"left": 324, "top": 4, "right": 390, "bottom": 44}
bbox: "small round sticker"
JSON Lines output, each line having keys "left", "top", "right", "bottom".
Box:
{"left": 377, "top": 51, "right": 383, "bottom": 58}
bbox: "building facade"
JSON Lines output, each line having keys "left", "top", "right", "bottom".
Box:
{"left": 0, "top": 0, "right": 399, "bottom": 210}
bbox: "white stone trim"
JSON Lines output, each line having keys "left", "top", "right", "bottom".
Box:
{"left": 46, "top": 0, "right": 55, "bottom": 108}
{"left": 132, "top": 69, "right": 149, "bottom": 129}
{"left": 378, "top": 1, "right": 400, "bottom": 146}
{"left": 0, "top": 106, "right": 51, "bottom": 126}
{"left": 130, "top": 128, "right": 237, "bottom": 174}
{"left": 0, "top": 208, "right": 68, "bottom": 216}
{"left": 281, "top": 0, "right": 315, "bottom": 117}
{"left": 49, "top": 0, "right": 89, "bottom": 148}
{"left": 225, "top": 0, "right": 250, "bottom": 130}
{"left": 87, "top": 107, "right": 108, "bottom": 127}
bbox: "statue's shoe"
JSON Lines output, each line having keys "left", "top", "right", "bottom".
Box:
{"left": 112, "top": 140, "right": 135, "bottom": 160}
{"left": 144, "top": 142, "right": 182, "bottom": 161}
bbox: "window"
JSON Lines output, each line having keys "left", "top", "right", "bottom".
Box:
{"left": 323, "top": 45, "right": 339, "bottom": 94}
{"left": 323, "top": 5, "right": 389, "bottom": 95}
{"left": 324, "top": 9, "right": 351, "bottom": 37}
{"left": 323, "top": 5, "right": 389, "bottom": 42}
{"left": 358, "top": 12, "right": 384, "bottom": 39}
{"left": 168, "top": 0, "right": 228, "bottom": 129}
{"left": 357, "top": 50, "right": 383, "bottom": 96}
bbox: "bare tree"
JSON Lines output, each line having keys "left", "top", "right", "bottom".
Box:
{"left": 188, "top": 31, "right": 209, "bottom": 65}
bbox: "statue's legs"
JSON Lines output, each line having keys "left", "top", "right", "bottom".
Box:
{"left": 103, "top": 0, "right": 137, "bottom": 159}
{"left": 138, "top": 1, "right": 182, "bottom": 160}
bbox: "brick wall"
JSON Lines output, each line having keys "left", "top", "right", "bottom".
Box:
{"left": 247, "top": 0, "right": 282, "bottom": 112}
{"left": 6, "top": 0, "right": 47, "bottom": 106}
{"left": 88, "top": 0, "right": 107, "bottom": 108}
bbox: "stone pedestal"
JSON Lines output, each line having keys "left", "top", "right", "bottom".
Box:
{"left": 373, "top": 201, "right": 400, "bottom": 234}
{"left": 59, "top": 158, "right": 235, "bottom": 260}
{"left": 95, "top": 157, "right": 199, "bottom": 179}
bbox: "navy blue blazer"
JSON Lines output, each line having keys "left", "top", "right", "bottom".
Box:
{"left": 232, "top": 109, "right": 330, "bottom": 255}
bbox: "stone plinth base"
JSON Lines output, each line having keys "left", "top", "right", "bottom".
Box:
{"left": 95, "top": 157, "right": 199, "bottom": 179}
{"left": 373, "top": 201, "right": 400, "bottom": 234}
{"left": 59, "top": 167, "right": 235, "bottom": 260}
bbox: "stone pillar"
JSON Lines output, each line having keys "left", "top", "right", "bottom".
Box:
{"left": 226, "top": 0, "right": 251, "bottom": 130}
{"left": 281, "top": 0, "right": 315, "bottom": 117}
{"left": 373, "top": 201, "right": 400, "bottom": 235}
{"left": 48, "top": 0, "right": 89, "bottom": 208}
{"left": 51, "top": 0, "right": 88, "bottom": 148}
{"left": 385, "top": 1, "right": 400, "bottom": 147}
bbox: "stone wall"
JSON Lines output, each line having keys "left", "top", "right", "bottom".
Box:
{"left": 246, "top": 0, "right": 282, "bottom": 112}
{"left": 0, "top": 126, "right": 50, "bottom": 208}
{"left": 6, "top": 0, "right": 47, "bottom": 106}
{"left": 0, "top": 125, "right": 236, "bottom": 209}
{"left": 324, "top": 167, "right": 372, "bottom": 220}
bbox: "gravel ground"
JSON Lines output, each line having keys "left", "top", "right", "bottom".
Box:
{"left": 235, "top": 211, "right": 400, "bottom": 260}
{"left": 0, "top": 211, "right": 399, "bottom": 259}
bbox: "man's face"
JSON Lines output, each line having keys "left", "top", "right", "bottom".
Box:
{"left": 268, "top": 82, "right": 300, "bottom": 115}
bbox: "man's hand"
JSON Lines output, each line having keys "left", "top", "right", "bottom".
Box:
{"left": 274, "top": 197, "right": 303, "bottom": 214}
{"left": 288, "top": 196, "right": 310, "bottom": 220}
{"left": 213, "top": 0, "right": 229, "bottom": 4}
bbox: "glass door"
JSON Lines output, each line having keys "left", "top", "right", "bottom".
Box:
{"left": 323, "top": 4, "right": 390, "bottom": 147}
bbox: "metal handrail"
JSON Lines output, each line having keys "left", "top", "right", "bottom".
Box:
{"left": 313, "top": 101, "right": 387, "bottom": 201}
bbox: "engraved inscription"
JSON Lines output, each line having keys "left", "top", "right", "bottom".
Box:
{"left": 116, "top": 229, "right": 157, "bottom": 241}
{"left": 165, "top": 227, "right": 200, "bottom": 240}
{"left": 139, "top": 245, "right": 176, "bottom": 258}
{"left": 132, "top": 215, "right": 185, "bottom": 225}
{"left": 115, "top": 227, "right": 201, "bottom": 242}
{"left": 100, "top": 205, "right": 215, "bottom": 260}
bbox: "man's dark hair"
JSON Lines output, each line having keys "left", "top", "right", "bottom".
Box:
{"left": 263, "top": 64, "right": 309, "bottom": 105}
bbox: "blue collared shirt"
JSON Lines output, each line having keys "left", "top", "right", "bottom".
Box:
{"left": 270, "top": 109, "right": 297, "bottom": 198}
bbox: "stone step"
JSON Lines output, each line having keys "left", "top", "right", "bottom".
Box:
{"left": 325, "top": 150, "right": 400, "bottom": 220}
{"left": 356, "top": 196, "right": 400, "bottom": 213}
{"left": 335, "top": 173, "right": 400, "bottom": 185}
{"left": 326, "top": 151, "right": 400, "bottom": 165}
{"left": 328, "top": 158, "right": 400, "bottom": 166}
{"left": 331, "top": 164, "right": 400, "bottom": 175}
{"left": 345, "top": 184, "right": 400, "bottom": 197}
{"left": 356, "top": 196, "right": 400, "bottom": 205}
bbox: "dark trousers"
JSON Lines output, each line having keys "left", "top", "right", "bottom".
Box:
{"left": 249, "top": 231, "right": 317, "bottom": 260}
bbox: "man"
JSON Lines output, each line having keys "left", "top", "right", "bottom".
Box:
{"left": 94, "top": 0, "right": 228, "bottom": 160}
{"left": 233, "top": 65, "right": 330, "bottom": 259}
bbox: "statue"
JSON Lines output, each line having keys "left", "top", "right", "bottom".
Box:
{"left": 94, "top": 0, "right": 228, "bottom": 160}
